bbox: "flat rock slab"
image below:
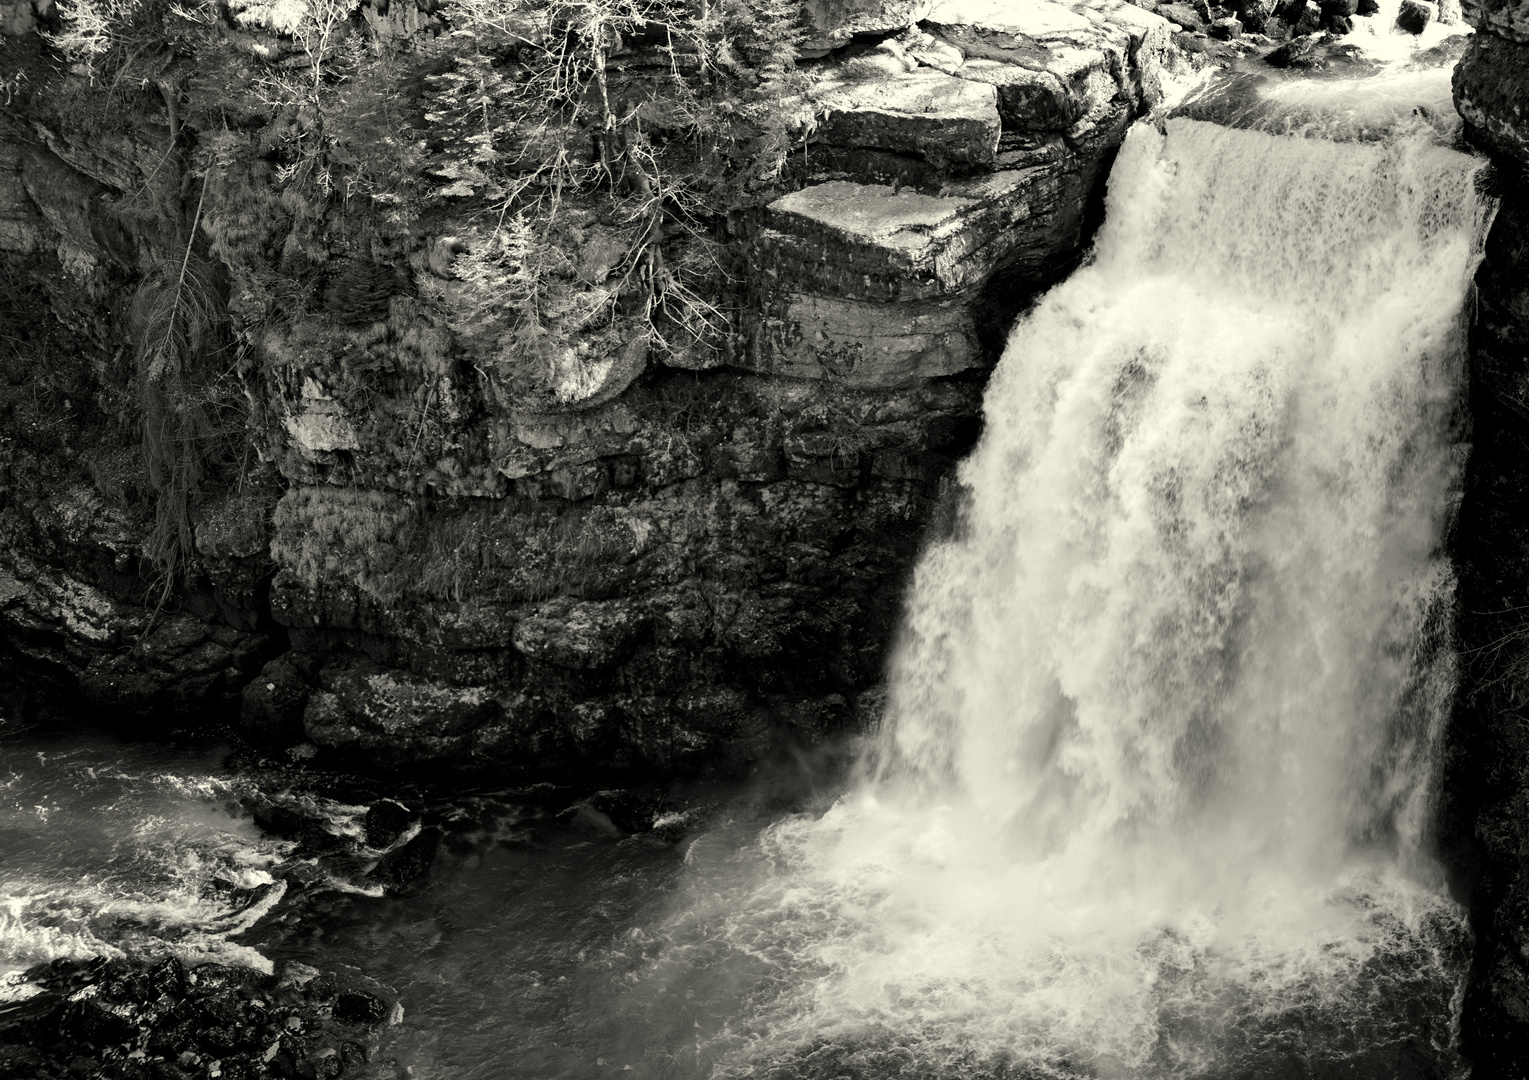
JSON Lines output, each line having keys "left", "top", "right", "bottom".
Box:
{"left": 813, "top": 69, "right": 1002, "bottom": 167}
{"left": 759, "top": 165, "right": 1080, "bottom": 302}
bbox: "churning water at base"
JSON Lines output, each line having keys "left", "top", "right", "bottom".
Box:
{"left": 639, "top": 118, "right": 1497, "bottom": 1079}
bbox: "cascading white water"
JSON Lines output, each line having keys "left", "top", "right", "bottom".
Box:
{"left": 885, "top": 115, "right": 1486, "bottom": 879}
{"left": 653, "top": 106, "right": 1497, "bottom": 1080}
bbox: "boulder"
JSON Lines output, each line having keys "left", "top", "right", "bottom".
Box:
{"left": 364, "top": 798, "right": 419, "bottom": 848}
{"left": 1209, "top": 15, "right": 1244, "bottom": 35}
{"left": 1396, "top": 0, "right": 1436, "bottom": 29}
{"left": 1266, "top": 31, "right": 1324, "bottom": 64}
{"left": 333, "top": 989, "right": 391, "bottom": 1025}
{"left": 367, "top": 826, "right": 441, "bottom": 892}
{"left": 240, "top": 652, "right": 314, "bottom": 744}
{"left": 1233, "top": 0, "right": 1275, "bottom": 30}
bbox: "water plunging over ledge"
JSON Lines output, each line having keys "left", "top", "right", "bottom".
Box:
{"left": 652, "top": 113, "right": 1498, "bottom": 1080}
{"left": 0, "top": 81, "right": 1498, "bottom": 1080}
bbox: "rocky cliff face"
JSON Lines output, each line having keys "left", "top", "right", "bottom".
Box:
{"left": 1452, "top": 4, "right": 1529, "bottom": 1073}
{"left": 0, "top": 0, "right": 1169, "bottom": 774}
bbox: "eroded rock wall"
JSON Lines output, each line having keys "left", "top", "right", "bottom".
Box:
{"left": 0, "top": 0, "right": 1168, "bottom": 773}
{"left": 1453, "top": 1, "right": 1529, "bottom": 1072}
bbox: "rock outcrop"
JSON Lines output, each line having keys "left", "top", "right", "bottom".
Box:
{"left": 1457, "top": 0, "right": 1529, "bottom": 163}
{"left": 0, "top": 0, "right": 1167, "bottom": 771}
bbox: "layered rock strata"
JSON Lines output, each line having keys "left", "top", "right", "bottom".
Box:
{"left": 0, "top": 0, "right": 1167, "bottom": 772}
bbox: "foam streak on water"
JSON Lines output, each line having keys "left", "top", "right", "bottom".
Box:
{"left": 672, "top": 118, "right": 1496, "bottom": 1079}
{"left": 0, "top": 747, "right": 291, "bottom": 977}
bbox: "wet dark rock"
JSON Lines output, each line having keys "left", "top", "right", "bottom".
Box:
{"left": 1265, "top": 32, "right": 1324, "bottom": 65}
{"left": 240, "top": 654, "right": 316, "bottom": 746}
{"left": 583, "top": 789, "right": 651, "bottom": 834}
{"left": 1357, "top": 0, "right": 1379, "bottom": 11}
{"left": 1456, "top": 31, "right": 1529, "bottom": 167}
{"left": 143, "top": 957, "right": 186, "bottom": 1001}
{"left": 1233, "top": 0, "right": 1276, "bottom": 30}
{"left": 1396, "top": 0, "right": 1436, "bottom": 30}
{"left": 363, "top": 798, "right": 417, "bottom": 848}
{"left": 367, "top": 825, "right": 441, "bottom": 893}
{"left": 331, "top": 991, "right": 388, "bottom": 1026}
{"left": 1328, "top": 13, "right": 1353, "bottom": 29}
{"left": 0, "top": 956, "right": 391, "bottom": 1080}
{"left": 244, "top": 795, "right": 347, "bottom": 857}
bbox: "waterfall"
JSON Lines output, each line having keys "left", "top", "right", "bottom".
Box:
{"left": 661, "top": 110, "right": 1497, "bottom": 1080}
{"left": 884, "top": 116, "right": 1490, "bottom": 880}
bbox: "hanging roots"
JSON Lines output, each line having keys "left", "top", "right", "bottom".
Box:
{"left": 132, "top": 252, "right": 226, "bottom": 605}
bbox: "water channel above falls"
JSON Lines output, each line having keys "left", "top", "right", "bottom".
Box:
{"left": 0, "top": 57, "right": 1497, "bottom": 1080}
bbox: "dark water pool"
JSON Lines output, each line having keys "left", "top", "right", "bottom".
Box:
{"left": 0, "top": 724, "right": 1470, "bottom": 1080}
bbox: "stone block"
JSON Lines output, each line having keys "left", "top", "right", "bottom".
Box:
{"left": 757, "top": 165, "right": 1083, "bottom": 303}
{"left": 813, "top": 69, "right": 1001, "bottom": 167}
{"left": 924, "top": 0, "right": 1171, "bottom": 123}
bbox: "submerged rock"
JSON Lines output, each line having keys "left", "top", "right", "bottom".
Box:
{"left": 367, "top": 825, "right": 442, "bottom": 893}
{"left": 1266, "top": 31, "right": 1325, "bottom": 64}
{"left": 363, "top": 798, "right": 418, "bottom": 848}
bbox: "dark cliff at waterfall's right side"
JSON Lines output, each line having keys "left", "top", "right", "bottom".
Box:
{"left": 1450, "top": 2, "right": 1529, "bottom": 1074}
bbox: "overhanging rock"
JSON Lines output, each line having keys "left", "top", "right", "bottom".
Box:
{"left": 745, "top": 0, "right": 1169, "bottom": 388}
